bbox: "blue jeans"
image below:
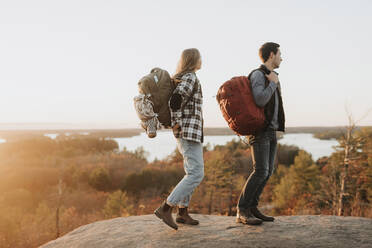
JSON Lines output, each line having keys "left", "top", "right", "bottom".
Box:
{"left": 238, "top": 130, "right": 277, "bottom": 210}
{"left": 167, "top": 138, "right": 204, "bottom": 207}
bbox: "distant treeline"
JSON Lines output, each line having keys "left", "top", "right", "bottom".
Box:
{"left": 0, "top": 128, "right": 142, "bottom": 140}
{"left": 313, "top": 130, "right": 345, "bottom": 140}
{"left": 1, "top": 126, "right": 371, "bottom": 141}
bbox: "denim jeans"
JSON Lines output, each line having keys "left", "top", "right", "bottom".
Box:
{"left": 167, "top": 138, "right": 204, "bottom": 207}
{"left": 238, "top": 130, "right": 277, "bottom": 210}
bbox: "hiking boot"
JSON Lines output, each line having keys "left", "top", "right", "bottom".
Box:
{"left": 154, "top": 201, "right": 178, "bottom": 230}
{"left": 251, "top": 207, "right": 275, "bottom": 222}
{"left": 176, "top": 207, "right": 199, "bottom": 225}
{"left": 236, "top": 208, "right": 263, "bottom": 225}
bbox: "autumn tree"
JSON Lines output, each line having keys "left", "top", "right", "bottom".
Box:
{"left": 273, "top": 150, "right": 320, "bottom": 214}
{"left": 89, "top": 167, "right": 112, "bottom": 191}
{"left": 103, "top": 190, "right": 133, "bottom": 218}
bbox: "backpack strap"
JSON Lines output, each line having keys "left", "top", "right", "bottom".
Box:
{"left": 248, "top": 67, "right": 271, "bottom": 88}
{"left": 248, "top": 68, "right": 267, "bottom": 80}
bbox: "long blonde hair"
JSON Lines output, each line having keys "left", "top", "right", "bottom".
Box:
{"left": 173, "top": 48, "right": 201, "bottom": 82}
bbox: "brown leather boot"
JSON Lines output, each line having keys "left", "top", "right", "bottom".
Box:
{"left": 154, "top": 201, "right": 178, "bottom": 230}
{"left": 176, "top": 207, "right": 199, "bottom": 225}
{"left": 236, "top": 208, "right": 263, "bottom": 225}
{"left": 251, "top": 207, "right": 275, "bottom": 222}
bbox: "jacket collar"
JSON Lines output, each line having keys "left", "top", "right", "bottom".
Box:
{"left": 259, "top": 64, "right": 271, "bottom": 75}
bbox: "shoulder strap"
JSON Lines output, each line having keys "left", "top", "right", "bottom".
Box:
{"left": 248, "top": 68, "right": 266, "bottom": 80}
{"left": 248, "top": 68, "right": 270, "bottom": 87}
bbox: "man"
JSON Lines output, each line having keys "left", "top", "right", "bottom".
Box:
{"left": 236, "top": 42, "right": 285, "bottom": 225}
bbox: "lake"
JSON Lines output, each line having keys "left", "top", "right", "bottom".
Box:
{"left": 2, "top": 131, "right": 338, "bottom": 162}
{"left": 278, "top": 133, "right": 339, "bottom": 160}
{"left": 112, "top": 131, "right": 339, "bottom": 162}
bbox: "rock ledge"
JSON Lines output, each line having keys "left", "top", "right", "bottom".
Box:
{"left": 41, "top": 214, "right": 372, "bottom": 248}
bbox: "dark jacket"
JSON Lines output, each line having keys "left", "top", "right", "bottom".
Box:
{"left": 251, "top": 64, "right": 285, "bottom": 132}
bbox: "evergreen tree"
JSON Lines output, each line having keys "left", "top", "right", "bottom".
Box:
{"left": 273, "top": 150, "right": 320, "bottom": 214}
{"left": 103, "top": 190, "right": 133, "bottom": 218}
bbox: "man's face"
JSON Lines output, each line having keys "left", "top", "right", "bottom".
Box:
{"left": 272, "top": 48, "right": 282, "bottom": 69}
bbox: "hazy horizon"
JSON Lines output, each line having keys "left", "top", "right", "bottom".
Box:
{"left": 0, "top": 122, "right": 371, "bottom": 131}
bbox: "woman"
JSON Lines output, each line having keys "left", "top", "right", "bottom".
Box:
{"left": 154, "top": 48, "right": 204, "bottom": 230}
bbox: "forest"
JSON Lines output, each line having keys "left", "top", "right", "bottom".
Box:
{"left": 0, "top": 127, "right": 371, "bottom": 247}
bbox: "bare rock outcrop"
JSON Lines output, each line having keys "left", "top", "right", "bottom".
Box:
{"left": 41, "top": 214, "right": 372, "bottom": 248}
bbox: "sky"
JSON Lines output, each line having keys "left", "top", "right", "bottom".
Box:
{"left": 0, "top": 0, "right": 371, "bottom": 129}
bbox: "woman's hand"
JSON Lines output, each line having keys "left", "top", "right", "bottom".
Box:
{"left": 172, "top": 123, "right": 180, "bottom": 132}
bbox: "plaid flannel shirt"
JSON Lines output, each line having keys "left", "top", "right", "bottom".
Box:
{"left": 169, "top": 72, "right": 204, "bottom": 143}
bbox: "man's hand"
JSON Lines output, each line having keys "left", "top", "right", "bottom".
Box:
{"left": 172, "top": 123, "right": 180, "bottom": 132}
{"left": 266, "top": 72, "right": 279, "bottom": 84}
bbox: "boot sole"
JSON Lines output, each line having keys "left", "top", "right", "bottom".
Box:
{"left": 154, "top": 209, "right": 178, "bottom": 230}
{"left": 176, "top": 218, "right": 185, "bottom": 223}
{"left": 176, "top": 218, "right": 199, "bottom": 225}
{"left": 260, "top": 219, "right": 275, "bottom": 222}
{"left": 252, "top": 215, "right": 275, "bottom": 222}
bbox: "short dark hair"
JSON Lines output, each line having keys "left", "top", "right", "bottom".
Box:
{"left": 259, "top": 42, "right": 280, "bottom": 62}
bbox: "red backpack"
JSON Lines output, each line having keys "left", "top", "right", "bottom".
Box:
{"left": 216, "top": 70, "right": 266, "bottom": 135}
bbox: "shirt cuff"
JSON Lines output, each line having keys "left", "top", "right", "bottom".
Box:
{"left": 175, "top": 111, "right": 182, "bottom": 119}
{"left": 172, "top": 118, "right": 182, "bottom": 127}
